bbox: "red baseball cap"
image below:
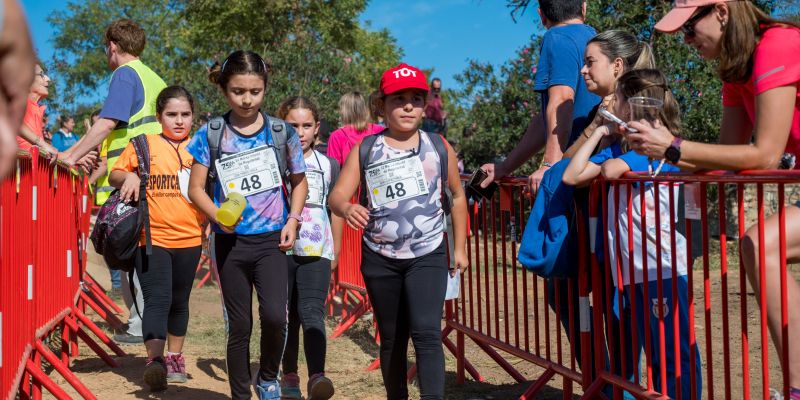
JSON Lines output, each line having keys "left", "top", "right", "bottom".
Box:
{"left": 655, "top": 0, "right": 731, "bottom": 33}
{"left": 380, "top": 63, "right": 429, "bottom": 95}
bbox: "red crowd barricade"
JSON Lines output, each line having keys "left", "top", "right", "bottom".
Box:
{"left": 1, "top": 149, "right": 125, "bottom": 400}
{"left": 579, "top": 170, "right": 800, "bottom": 400}
{"left": 330, "top": 169, "right": 800, "bottom": 399}
{"left": 443, "top": 176, "right": 593, "bottom": 398}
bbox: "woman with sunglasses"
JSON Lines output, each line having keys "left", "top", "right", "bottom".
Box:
{"left": 628, "top": 1, "right": 800, "bottom": 397}
{"left": 16, "top": 63, "right": 58, "bottom": 157}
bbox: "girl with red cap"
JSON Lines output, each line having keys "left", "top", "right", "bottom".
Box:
{"left": 329, "top": 63, "right": 469, "bottom": 399}
{"left": 630, "top": 2, "right": 800, "bottom": 397}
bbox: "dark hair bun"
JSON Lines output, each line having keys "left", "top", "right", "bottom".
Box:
{"left": 208, "top": 62, "right": 222, "bottom": 85}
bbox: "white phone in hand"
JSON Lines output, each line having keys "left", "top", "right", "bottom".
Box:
{"left": 598, "top": 108, "right": 638, "bottom": 133}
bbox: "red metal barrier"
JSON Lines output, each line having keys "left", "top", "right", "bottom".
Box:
{"left": 329, "top": 176, "right": 596, "bottom": 393}
{"left": 325, "top": 169, "right": 799, "bottom": 399}
{"left": 1, "top": 149, "right": 124, "bottom": 400}
{"left": 580, "top": 171, "right": 800, "bottom": 400}
{"left": 441, "top": 176, "right": 592, "bottom": 399}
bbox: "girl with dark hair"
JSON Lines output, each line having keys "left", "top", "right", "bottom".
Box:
{"left": 186, "top": 50, "right": 308, "bottom": 400}
{"left": 631, "top": 3, "right": 800, "bottom": 396}
{"left": 329, "top": 63, "right": 469, "bottom": 400}
{"left": 276, "top": 96, "right": 341, "bottom": 400}
{"left": 563, "top": 69, "right": 702, "bottom": 399}
{"left": 109, "top": 85, "right": 204, "bottom": 391}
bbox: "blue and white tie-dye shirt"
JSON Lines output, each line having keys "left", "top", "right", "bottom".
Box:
{"left": 187, "top": 114, "right": 306, "bottom": 235}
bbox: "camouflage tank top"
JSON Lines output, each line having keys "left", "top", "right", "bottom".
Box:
{"left": 362, "top": 131, "right": 444, "bottom": 259}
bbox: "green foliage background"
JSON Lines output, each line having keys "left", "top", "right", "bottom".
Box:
{"left": 45, "top": 0, "right": 800, "bottom": 168}
{"left": 46, "top": 0, "right": 401, "bottom": 135}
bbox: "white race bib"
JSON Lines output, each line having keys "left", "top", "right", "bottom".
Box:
{"left": 178, "top": 168, "right": 192, "bottom": 203}
{"left": 215, "top": 146, "right": 282, "bottom": 197}
{"left": 306, "top": 169, "right": 325, "bottom": 207}
{"left": 365, "top": 155, "right": 428, "bottom": 207}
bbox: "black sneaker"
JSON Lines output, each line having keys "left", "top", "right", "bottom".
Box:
{"left": 143, "top": 356, "right": 168, "bottom": 391}
{"left": 113, "top": 333, "right": 143, "bottom": 345}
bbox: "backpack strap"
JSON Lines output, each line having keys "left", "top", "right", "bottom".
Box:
{"left": 206, "top": 116, "right": 225, "bottom": 198}
{"left": 358, "top": 133, "right": 382, "bottom": 208}
{"left": 265, "top": 114, "right": 289, "bottom": 178}
{"left": 325, "top": 154, "right": 340, "bottom": 190}
{"left": 130, "top": 135, "right": 153, "bottom": 256}
{"left": 264, "top": 113, "right": 293, "bottom": 210}
{"left": 425, "top": 131, "right": 452, "bottom": 215}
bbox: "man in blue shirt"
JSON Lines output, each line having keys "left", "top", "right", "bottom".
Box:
{"left": 478, "top": 0, "right": 603, "bottom": 381}
{"left": 480, "top": 0, "right": 599, "bottom": 193}
{"left": 51, "top": 115, "right": 79, "bottom": 152}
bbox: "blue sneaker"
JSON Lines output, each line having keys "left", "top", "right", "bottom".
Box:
{"left": 256, "top": 379, "right": 281, "bottom": 400}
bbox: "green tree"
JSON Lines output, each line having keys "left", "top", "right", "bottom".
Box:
{"left": 46, "top": 0, "right": 402, "bottom": 126}
{"left": 449, "top": 38, "right": 543, "bottom": 174}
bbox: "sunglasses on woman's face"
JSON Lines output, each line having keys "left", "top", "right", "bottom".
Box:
{"left": 681, "top": 6, "right": 713, "bottom": 37}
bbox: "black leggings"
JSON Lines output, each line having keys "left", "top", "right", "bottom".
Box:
{"left": 134, "top": 245, "right": 201, "bottom": 341}
{"left": 215, "top": 232, "right": 288, "bottom": 400}
{"left": 361, "top": 241, "right": 448, "bottom": 400}
{"left": 282, "top": 255, "right": 331, "bottom": 376}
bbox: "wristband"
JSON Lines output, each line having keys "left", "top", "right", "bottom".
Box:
{"left": 542, "top": 162, "right": 553, "bottom": 168}
{"left": 287, "top": 213, "right": 302, "bottom": 223}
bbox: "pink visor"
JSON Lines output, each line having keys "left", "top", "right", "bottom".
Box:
{"left": 655, "top": 0, "right": 731, "bottom": 33}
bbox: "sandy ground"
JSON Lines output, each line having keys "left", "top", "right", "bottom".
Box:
{"left": 37, "top": 240, "right": 797, "bottom": 399}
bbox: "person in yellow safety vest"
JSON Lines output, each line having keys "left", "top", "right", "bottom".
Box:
{"left": 96, "top": 138, "right": 112, "bottom": 205}
{"left": 61, "top": 19, "right": 166, "bottom": 208}
{"left": 60, "top": 18, "right": 166, "bottom": 346}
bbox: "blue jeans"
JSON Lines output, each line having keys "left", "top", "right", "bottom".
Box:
{"left": 110, "top": 269, "right": 121, "bottom": 289}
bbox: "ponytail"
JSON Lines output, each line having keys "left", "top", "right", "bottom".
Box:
{"left": 589, "top": 30, "right": 656, "bottom": 72}
{"left": 632, "top": 42, "right": 656, "bottom": 70}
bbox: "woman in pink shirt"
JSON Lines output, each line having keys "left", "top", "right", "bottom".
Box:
{"left": 326, "top": 91, "right": 385, "bottom": 165}
{"left": 628, "top": 1, "right": 800, "bottom": 396}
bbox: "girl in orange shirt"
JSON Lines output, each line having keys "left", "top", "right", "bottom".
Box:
{"left": 110, "top": 86, "right": 204, "bottom": 391}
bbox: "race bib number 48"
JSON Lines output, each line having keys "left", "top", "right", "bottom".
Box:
{"left": 365, "top": 155, "right": 428, "bottom": 207}
{"left": 215, "top": 146, "right": 282, "bottom": 197}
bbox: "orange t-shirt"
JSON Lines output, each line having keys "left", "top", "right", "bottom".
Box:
{"left": 17, "top": 98, "right": 45, "bottom": 151}
{"left": 113, "top": 134, "right": 204, "bottom": 248}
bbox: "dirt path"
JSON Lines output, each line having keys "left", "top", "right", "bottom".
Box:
{"left": 41, "top": 261, "right": 571, "bottom": 400}
{"left": 42, "top": 247, "right": 794, "bottom": 399}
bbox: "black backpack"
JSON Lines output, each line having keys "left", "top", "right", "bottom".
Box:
{"left": 205, "top": 112, "right": 291, "bottom": 198}
{"left": 358, "top": 130, "right": 452, "bottom": 215}
{"left": 90, "top": 135, "right": 152, "bottom": 272}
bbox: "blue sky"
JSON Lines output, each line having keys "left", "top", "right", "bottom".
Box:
{"left": 359, "top": 0, "right": 542, "bottom": 87}
{"left": 22, "top": 0, "right": 541, "bottom": 93}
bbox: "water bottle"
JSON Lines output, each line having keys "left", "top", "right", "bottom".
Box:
{"left": 217, "top": 192, "right": 246, "bottom": 227}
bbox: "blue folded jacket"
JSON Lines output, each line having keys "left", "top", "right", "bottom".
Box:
{"left": 518, "top": 158, "right": 576, "bottom": 278}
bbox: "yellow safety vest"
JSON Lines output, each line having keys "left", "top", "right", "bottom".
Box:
{"left": 95, "top": 60, "right": 166, "bottom": 205}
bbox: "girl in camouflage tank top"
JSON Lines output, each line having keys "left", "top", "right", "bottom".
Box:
{"left": 329, "top": 63, "right": 468, "bottom": 400}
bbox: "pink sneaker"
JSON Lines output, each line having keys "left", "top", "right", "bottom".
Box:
{"left": 307, "top": 373, "right": 334, "bottom": 400}
{"left": 165, "top": 353, "right": 187, "bottom": 383}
